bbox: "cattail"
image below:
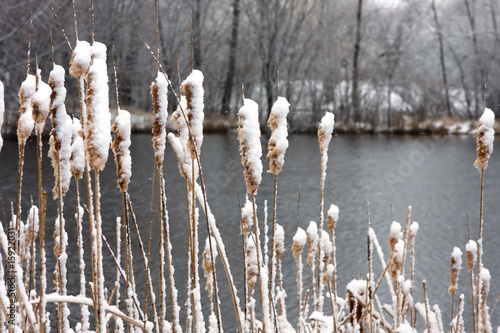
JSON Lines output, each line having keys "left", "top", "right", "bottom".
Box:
{"left": 321, "top": 230, "right": 332, "bottom": 265}
{"left": 112, "top": 110, "right": 132, "bottom": 192}
{"left": 448, "top": 247, "right": 462, "bottom": 295}
{"left": 292, "top": 227, "right": 306, "bottom": 259}
{"left": 267, "top": 97, "right": 290, "bottom": 175}
{"left": 17, "top": 74, "right": 36, "bottom": 143}
{"left": 389, "top": 221, "right": 402, "bottom": 252}
{"left": 48, "top": 65, "right": 72, "bottom": 198}
{"left": 246, "top": 235, "right": 258, "bottom": 289}
{"left": 240, "top": 199, "right": 253, "bottom": 235}
{"left": 85, "top": 42, "right": 111, "bottom": 171}
{"left": 479, "top": 268, "right": 492, "bottom": 333}
{"left": 275, "top": 223, "right": 285, "bottom": 259}
{"left": 323, "top": 264, "right": 335, "bottom": 283}
{"left": 182, "top": 69, "right": 204, "bottom": 158}
{"left": 318, "top": 112, "right": 335, "bottom": 156}
{"left": 474, "top": 108, "right": 495, "bottom": 172}
{"left": 390, "top": 239, "right": 404, "bottom": 280}
{"left": 0, "top": 80, "right": 4, "bottom": 152}
{"left": 31, "top": 71, "right": 52, "bottom": 131}
{"left": 409, "top": 221, "right": 419, "bottom": 249}
{"left": 466, "top": 240, "right": 477, "bottom": 271}
{"left": 70, "top": 118, "right": 85, "bottom": 180}
{"left": 327, "top": 204, "right": 339, "bottom": 233}
{"left": 306, "top": 221, "right": 318, "bottom": 267}
{"left": 202, "top": 236, "right": 218, "bottom": 293}
{"left": 69, "top": 40, "right": 92, "bottom": 78}
{"left": 151, "top": 72, "right": 168, "bottom": 166}
{"left": 238, "top": 98, "right": 263, "bottom": 195}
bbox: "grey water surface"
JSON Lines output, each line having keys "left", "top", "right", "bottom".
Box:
{"left": 0, "top": 133, "right": 498, "bottom": 331}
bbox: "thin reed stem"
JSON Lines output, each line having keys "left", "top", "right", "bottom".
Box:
{"left": 251, "top": 193, "right": 267, "bottom": 332}
{"left": 476, "top": 168, "right": 484, "bottom": 333}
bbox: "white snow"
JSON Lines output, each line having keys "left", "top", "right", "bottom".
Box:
{"left": 347, "top": 279, "right": 367, "bottom": 298}
{"left": 322, "top": 230, "right": 332, "bottom": 259}
{"left": 17, "top": 75, "right": 37, "bottom": 142}
{"left": 31, "top": 72, "right": 52, "bottom": 130}
{"left": 451, "top": 247, "right": 463, "bottom": 270}
{"left": 70, "top": 40, "right": 92, "bottom": 77}
{"left": 466, "top": 240, "right": 477, "bottom": 269}
{"left": 396, "top": 323, "right": 415, "bottom": 333}
{"left": 70, "top": 118, "right": 85, "bottom": 179}
{"left": 238, "top": 98, "right": 263, "bottom": 194}
{"left": 475, "top": 108, "right": 495, "bottom": 171}
{"left": 293, "top": 227, "right": 307, "bottom": 248}
{"left": 85, "top": 41, "right": 111, "bottom": 171}
{"left": 275, "top": 223, "right": 285, "bottom": 257}
{"left": 328, "top": 204, "right": 339, "bottom": 223}
{"left": 267, "top": 96, "right": 290, "bottom": 175}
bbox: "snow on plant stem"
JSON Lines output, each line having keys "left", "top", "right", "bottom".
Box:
{"left": 238, "top": 98, "right": 263, "bottom": 195}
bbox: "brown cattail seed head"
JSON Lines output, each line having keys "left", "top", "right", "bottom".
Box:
{"left": 240, "top": 200, "right": 253, "bottom": 235}
{"left": 390, "top": 239, "right": 404, "bottom": 280}
{"left": 111, "top": 111, "right": 132, "bottom": 192}
{"left": 69, "top": 41, "right": 92, "bottom": 78}
{"left": 267, "top": 97, "right": 290, "bottom": 175}
{"left": 465, "top": 240, "right": 477, "bottom": 271}
{"left": 448, "top": 247, "right": 462, "bottom": 295}
{"left": 17, "top": 75, "right": 37, "bottom": 143}
{"left": 275, "top": 224, "right": 285, "bottom": 259}
{"left": 151, "top": 72, "right": 168, "bottom": 166}
{"left": 389, "top": 221, "right": 402, "bottom": 252}
{"left": 306, "top": 221, "right": 318, "bottom": 267}
{"left": 327, "top": 204, "right": 339, "bottom": 232}
{"left": 474, "top": 108, "right": 495, "bottom": 172}
{"left": 292, "top": 227, "right": 306, "bottom": 260}
{"left": 245, "top": 236, "right": 258, "bottom": 288}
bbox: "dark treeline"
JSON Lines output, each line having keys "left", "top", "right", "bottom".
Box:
{"left": 1, "top": 0, "right": 500, "bottom": 132}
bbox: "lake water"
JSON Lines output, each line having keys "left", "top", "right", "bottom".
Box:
{"left": 0, "top": 133, "right": 498, "bottom": 331}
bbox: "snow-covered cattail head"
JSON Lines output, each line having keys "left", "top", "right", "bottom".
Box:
{"left": 202, "top": 236, "right": 218, "bottom": 292}
{"left": 318, "top": 112, "right": 335, "bottom": 156}
{"left": 70, "top": 118, "right": 85, "bottom": 180}
{"left": 474, "top": 108, "right": 495, "bottom": 172}
{"left": 240, "top": 199, "right": 253, "bottom": 235}
{"left": 323, "top": 264, "right": 335, "bottom": 283}
{"left": 85, "top": 42, "right": 111, "bottom": 171}
{"left": 151, "top": 72, "right": 168, "bottom": 166}
{"left": 322, "top": 230, "right": 332, "bottom": 264}
{"left": 465, "top": 240, "right": 477, "bottom": 271}
{"left": 267, "top": 97, "right": 289, "bottom": 175}
{"left": 238, "top": 98, "right": 263, "bottom": 195}
{"left": 0, "top": 80, "right": 4, "bottom": 152}
{"left": 389, "top": 221, "right": 402, "bottom": 252}
{"left": 327, "top": 204, "right": 339, "bottom": 232}
{"left": 292, "top": 227, "right": 306, "bottom": 259}
{"left": 245, "top": 235, "right": 258, "bottom": 288}
{"left": 409, "top": 221, "right": 419, "bottom": 249}
{"left": 306, "top": 221, "right": 318, "bottom": 267}
{"left": 49, "top": 115, "right": 73, "bottom": 198}
{"left": 275, "top": 223, "right": 285, "bottom": 259}
{"left": 17, "top": 74, "right": 36, "bottom": 142}
{"left": 112, "top": 110, "right": 132, "bottom": 192}
{"left": 70, "top": 40, "right": 92, "bottom": 78}
{"left": 390, "top": 239, "right": 404, "bottom": 280}
{"left": 448, "top": 247, "right": 462, "bottom": 295}
{"left": 31, "top": 70, "right": 52, "bottom": 132}
{"left": 182, "top": 70, "right": 204, "bottom": 158}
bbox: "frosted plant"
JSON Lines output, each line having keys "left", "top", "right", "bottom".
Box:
{"left": 112, "top": 110, "right": 132, "bottom": 192}
{"left": 151, "top": 72, "right": 168, "bottom": 166}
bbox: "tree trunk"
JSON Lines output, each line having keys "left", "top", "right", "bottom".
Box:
{"left": 351, "top": 0, "right": 363, "bottom": 124}
{"left": 220, "top": 0, "right": 240, "bottom": 117}
{"left": 192, "top": 0, "right": 202, "bottom": 70}
{"left": 463, "top": 0, "right": 481, "bottom": 116}
{"left": 431, "top": 0, "right": 452, "bottom": 117}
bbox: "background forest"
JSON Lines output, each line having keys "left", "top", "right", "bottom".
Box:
{"left": 1, "top": 0, "right": 499, "bottom": 132}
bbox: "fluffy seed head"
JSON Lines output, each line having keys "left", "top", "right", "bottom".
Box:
{"left": 182, "top": 69, "right": 204, "bottom": 158}
{"left": 474, "top": 108, "right": 495, "bottom": 172}
{"left": 448, "top": 247, "right": 462, "bottom": 295}
{"left": 69, "top": 40, "right": 92, "bottom": 78}
{"left": 465, "top": 240, "right": 477, "bottom": 271}
{"left": 292, "top": 227, "right": 306, "bottom": 259}
{"left": 267, "top": 97, "right": 290, "bottom": 175}
{"left": 112, "top": 110, "right": 132, "bottom": 192}
{"left": 151, "top": 72, "right": 168, "bottom": 166}
{"left": 327, "top": 204, "right": 339, "bottom": 232}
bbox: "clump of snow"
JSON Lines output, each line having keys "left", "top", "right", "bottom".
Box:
{"left": 70, "top": 40, "right": 92, "bottom": 78}
{"left": 292, "top": 227, "right": 306, "bottom": 259}
{"left": 267, "top": 96, "right": 290, "bottom": 175}
{"left": 31, "top": 71, "right": 52, "bottom": 131}
{"left": 112, "top": 110, "right": 132, "bottom": 192}
{"left": 347, "top": 279, "right": 367, "bottom": 298}
{"left": 182, "top": 69, "right": 204, "bottom": 157}
{"left": 238, "top": 98, "right": 263, "bottom": 195}
{"left": 240, "top": 199, "right": 254, "bottom": 234}
{"left": 70, "top": 118, "right": 85, "bottom": 179}
{"left": 474, "top": 108, "right": 495, "bottom": 171}
{"left": 396, "top": 323, "right": 415, "bottom": 333}
{"left": 306, "top": 221, "right": 318, "bottom": 267}
{"left": 389, "top": 221, "right": 402, "bottom": 251}
{"left": 151, "top": 72, "right": 168, "bottom": 166}
{"left": 465, "top": 240, "right": 477, "bottom": 270}
{"left": 409, "top": 221, "right": 419, "bottom": 248}
{"left": 85, "top": 42, "right": 111, "bottom": 171}
{"left": 322, "top": 230, "right": 332, "bottom": 262}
